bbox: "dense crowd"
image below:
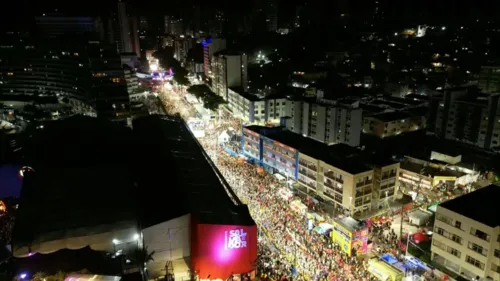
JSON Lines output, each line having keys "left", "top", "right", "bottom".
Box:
{"left": 198, "top": 129, "right": 378, "bottom": 281}
{"left": 0, "top": 201, "right": 15, "bottom": 244}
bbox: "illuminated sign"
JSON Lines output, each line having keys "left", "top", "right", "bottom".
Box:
{"left": 201, "top": 37, "right": 213, "bottom": 47}
{"left": 224, "top": 229, "right": 247, "bottom": 249}
{"left": 191, "top": 224, "right": 257, "bottom": 280}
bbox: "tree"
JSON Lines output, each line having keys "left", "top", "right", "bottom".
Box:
{"left": 202, "top": 94, "right": 225, "bottom": 111}
{"left": 186, "top": 85, "right": 225, "bottom": 110}
{"left": 129, "top": 247, "right": 155, "bottom": 281}
{"left": 173, "top": 73, "right": 190, "bottom": 86}
{"left": 32, "top": 272, "right": 47, "bottom": 281}
{"left": 130, "top": 246, "right": 155, "bottom": 265}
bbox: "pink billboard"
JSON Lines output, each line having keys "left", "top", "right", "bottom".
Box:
{"left": 191, "top": 224, "right": 258, "bottom": 280}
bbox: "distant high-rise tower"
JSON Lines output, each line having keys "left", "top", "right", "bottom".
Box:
{"left": 129, "top": 16, "right": 141, "bottom": 57}
{"left": 265, "top": 0, "right": 278, "bottom": 32}
{"left": 117, "top": 1, "right": 132, "bottom": 53}
{"left": 193, "top": 5, "right": 201, "bottom": 33}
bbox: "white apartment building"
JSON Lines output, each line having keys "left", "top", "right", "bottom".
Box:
{"left": 296, "top": 143, "right": 399, "bottom": 216}
{"left": 284, "top": 98, "right": 363, "bottom": 147}
{"left": 431, "top": 185, "right": 500, "bottom": 281}
{"left": 212, "top": 51, "right": 248, "bottom": 100}
{"left": 227, "top": 88, "right": 286, "bottom": 124}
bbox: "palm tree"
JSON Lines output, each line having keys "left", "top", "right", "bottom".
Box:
{"left": 32, "top": 272, "right": 47, "bottom": 281}
{"left": 130, "top": 247, "right": 155, "bottom": 281}
{"left": 131, "top": 246, "right": 155, "bottom": 265}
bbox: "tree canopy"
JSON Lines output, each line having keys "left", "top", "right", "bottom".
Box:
{"left": 153, "top": 48, "right": 190, "bottom": 86}
{"left": 187, "top": 85, "right": 226, "bottom": 111}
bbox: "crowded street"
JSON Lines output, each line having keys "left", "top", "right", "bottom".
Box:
{"left": 152, "top": 83, "right": 421, "bottom": 281}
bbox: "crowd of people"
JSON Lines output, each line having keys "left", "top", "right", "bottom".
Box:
{"left": 199, "top": 133, "right": 379, "bottom": 281}
{"left": 157, "top": 88, "right": 379, "bottom": 281}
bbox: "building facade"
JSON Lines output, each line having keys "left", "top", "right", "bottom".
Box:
{"left": 87, "top": 41, "right": 130, "bottom": 119}
{"left": 434, "top": 88, "right": 500, "bottom": 149}
{"left": 363, "top": 111, "right": 426, "bottom": 138}
{"left": 479, "top": 66, "right": 500, "bottom": 94}
{"left": 285, "top": 99, "right": 363, "bottom": 147}
{"left": 212, "top": 52, "right": 248, "bottom": 100}
{"left": 35, "top": 15, "right": 95, "bottom": 38}
{"left": 297, "top": 150, "right": 399, "bottom": 215}
{"left": 0, "top": 41, "right": 93, "bottom": 113}
{"left": 117, "top": 1, "right": 133, "bottom": 53}
{"left": 227, "top": 88, "right": 286, "bottom": 124}
{"left": 174, "top": 38, "right": 193, "bottom": 63}
{"left": 202, "top": 38, "right": 226, "bottom": 77}
{"left": 241, "top": 126, "right": 399, "bottom": 215}
{"left": 431, "top": 185, "right": 500, "bottom": 281}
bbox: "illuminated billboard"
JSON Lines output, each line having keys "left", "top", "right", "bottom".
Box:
{"left": 330, "top": 221, "right": 368, "bottom": 256}
{"left": 331, "top": 222, "right": 352, "bottom": 255}
{"left": 191, "top": 224, "right": 257, "bottom": 280}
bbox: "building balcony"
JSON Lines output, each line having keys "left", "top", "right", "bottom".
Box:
{"left": 356, "top": 188, "right": 372, "bottom": 197}
{"left": 381, "top": 173, "right": 397, "bottom": 180}
{"left": 356, "top": 179, "right": 372, "bottom": 188}
{"left": 324, "top": 171, "right": 343, "bottom": 183}
{"left": 304, "top": 172, "right": 316, "bottom": 181}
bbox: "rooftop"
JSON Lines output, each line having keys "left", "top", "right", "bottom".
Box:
{"left": 13, "top": 116, "right": 137, "bottom": 248}
{"left": 245, "top": 126, "right": 373, "bottom": 174}
{"left": 439, "top": 184, "right": 500, "bottom": 228}
{"left": 214, "top": 50, "right": 245, "bottom": 57}
{"left": 229, "top": 87, "right": 261, "bottom": 102}
{"left": 400, "top": 159, "right": 466, "bottom": 178}
{"left": 370, "top": 99, "right": 407, "bottom": 109}
{"left": 335, "top": 217, "right": 366, "bottom": 233}
{"left": 133, "top": 115, "right": 254, "bottom": 227}
{"left": 370, "top": 111, "right": 413, "bottom": 122}
{"left": 382, "top": 96, "right": 426, "bottom": 106}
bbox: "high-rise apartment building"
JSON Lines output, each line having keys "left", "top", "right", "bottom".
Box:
{"left": 139, "top": 16, "right": 148, "bottom": 30}
{"left": 478, "top": 66, "right": 500, "bottom": 94}
{"left": 164, "top": 16, "right": 184, "bottom": 35}
{"left": 265, "top": 0, "right": 278, "bottom": 32}
{"left": 129, "top": 16, "right": 141, "bottom": 57}
{"left": 87, "top": 41, "right": 130, "bottom": 119}
{"left": 117, "top": 1, "right": 133, "bottom": 53}
{"left": 431, "top": 185, "right": 500, "bottom": 281}
{"left": 192, "top": 5, "right": 201, "bottom": 33}
{"left": 174, "top": 38, "right": 193, "bottom": 63}
{"left": 202, "top": 38, "right": 226, "bottom": 77}
{"left": 212, "top": 51, "right": 248, "bottom": 100}
{"left": 35, "top": 14, "right": 95, "bottom": 38}
{"left": 284, "top": 98, "right": 363, "bottom": 147}
{"left": 434, "top": 87, "right": 500, "bottom": 149}
{"left": 0, "top": 39, "right": 93, "bottom": 114}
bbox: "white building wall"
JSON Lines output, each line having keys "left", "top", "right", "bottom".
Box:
{"left": 143, "top": 214, "right": 191, "bottom": 280}
{"left": 431, "top": 207, "right": 500, "bottom": 281}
